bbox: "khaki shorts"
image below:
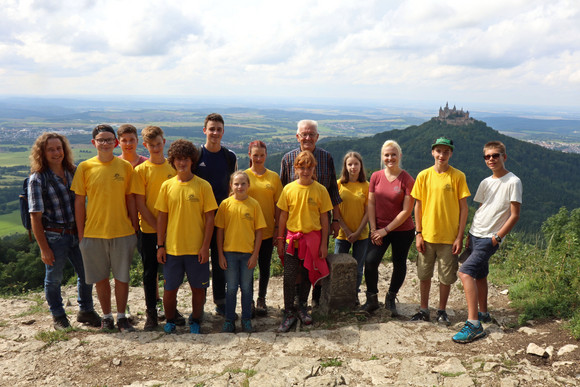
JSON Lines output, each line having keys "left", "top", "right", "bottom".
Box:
{"left": 80, "top": 234, "right": 137, "bottom": 284}
{"left": 416, "top": 242, "right": 458, "bottom": 285}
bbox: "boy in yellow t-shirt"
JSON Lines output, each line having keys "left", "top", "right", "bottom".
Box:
{"left": 155, "top": 140, "right": 217, "bottom": 334}
{"left": 131, "top": 126, "right": 176, "bottom": 330}
{"left": 71, "top": 124, "right": 139, "bottom": 333}
{"left": 410, "top": 137, "right": 470, "bottom": 325}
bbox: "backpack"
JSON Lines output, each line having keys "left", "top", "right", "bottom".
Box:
{"left": 19, "top": 173, "right": 49, "bottom": 241}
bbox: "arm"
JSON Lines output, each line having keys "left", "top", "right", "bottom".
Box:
{"left": 348, "top": 211, "right": 369, "bottom": 244}
{"left": 368, "top": 192, "right": 382, "bottom": 246}
{"left": 74, "top": 195, "right": 86, "bottom": 242}
{"left": 414, "top": 199, "right": 425, "bottom": 253}
{"left": 374, "top": 195, "right": 415, "bottom": 239}
{"left": 217, "top": 227, "right": 227, "bottom": 270}
{"left": 30, "top": 212, "right": 55, "bottom": 266}
{"left": 452, "top": 197, "right": 469, "bottom": 255}
{"left": 276, "top": 210, "right": 288, "bottom": 258}
{"left": 126, "top": 194, "right": 139, "bottom": 233}
{"left": 248, "top": 229, "right": 263, "bottom": 269}
{"left": 319, "top": 211, "right": 329, "bottom": 259}
{"left": 331, "top": 205, "right": 341, "bottom": 238}
{"left": 199, "top": 211, "right": 215, "bottom": 264}
{"left": 156, "top": 211, "right": 168, "bottom": 264}
{"left": 135, "top": 194, "right": 157, "bottom": 232}
{"left": 493, "top": 202, "right": 521, "bottom": 246}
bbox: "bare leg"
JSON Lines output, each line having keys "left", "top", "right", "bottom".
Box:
{"left": 476, "top": 277, "right": 488, "bottom": 313}
{"left": 459, "top": 271, "right": 478, "bottom": 320}
{"left": 420, "top": 279, "right": 431, "bottom": 309}
{"left": 114, "top": 279, "right": 129, "bottom": 315}
{"left": 95, "top": 278, "right": 111, "bottom": 315}
{"left": 163, "top": 288, "right": 178, "bottom": 321}
{"left": 438, "top": 283, "right": 451, "bottom": 311}
{"left": 191, "top": 287, "right": 206, "bottom": 321}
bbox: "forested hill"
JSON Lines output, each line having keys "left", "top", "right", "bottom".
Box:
{"left": 265, "top": 119, "right": 580, "bottom": 232}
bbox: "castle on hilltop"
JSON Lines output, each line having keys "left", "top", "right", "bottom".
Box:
{"left": 435, "top": 102, "right": 474, "bottom": 125}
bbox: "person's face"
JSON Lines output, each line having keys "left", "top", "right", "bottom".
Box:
{"left": 249, "top": 146, "right": 267, "bottom": 167}
{"left": 143, "top": 136, "right": 165, "bottom": 156}
{"left": 119, "top": 133, "right": 138, "bottom": 153}
{"left": 203, "top": 121, "right": 224, "bottom": 146}
{"left": 296, "top": 165, "right": 315, "bottom": 181}
{"left": 296, "top": 124, "right": 319, "bottom": 152}
{"left": 382, "top": 146, "right": 399, "bottom": 168}
{"left": 174, "top": 156, "right": 193, "bottom": 174}
{"left": 232, "top": 174, "right": 249, "bottom": 196}
{"left": 431, "top": 145, "right": 453, "bottom": 166}
{"left": 483, "top": 147, "right": 506, "bottom": 172}
{"left": 346, "top": 156, "right": 361, "bottom": 180}
{"left": 45, "top": 138, "right": 64, "bottom": 168}
{"left": 92, "top": 131, "right": 118, "bottom": 152}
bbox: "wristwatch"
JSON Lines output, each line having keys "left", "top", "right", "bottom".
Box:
{"left": 493, "top": 234, "right": 502, "bottom": 244}
{"left": 156, "top": 244, "right": 165, "bottom": 249}
{"left": 415, "top": 230, "right": 422, "bottom": 236}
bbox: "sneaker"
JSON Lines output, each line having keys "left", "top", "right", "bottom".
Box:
{"left": 222, "top": 320, "right": 235, "bottom": 333}
{"left": 277, "top": 312, "right": 297, "bottom": 333}
{"left": 215, "top": 304, "right": 238, "bottom": 320}
{"left": 410, "top": 310, "right": 430, "bottom": 322}
{"left": 53, "top": 314, "right": 71, "bottom": 331}
{"left": 77, "top": 310, "right": 101, "bottom": 327}
{"left": 117, "top": 317, "right": 135, "bottom": 333}
{"left": 453, "top": 321, "right": 487, "bottom": 343}
{"left": 157, "top": 299, "right": 166, "bottom": 321}
{"left": 436, "top": 310, "right": 451, "bottom": 326}
{"left": 163, "top": 322, "right": 176, "bottom": 334}
{"left": 189, "top": 321, "right": 201, "bottom": 334}
{"left": 297, "top": 308, "right": 313, "bottom": 325}
{"left": 100, "top": 316, "right": 115, "bottom": 331}
{"left": 241, "top": 319, "right": 254, "bottom": 333}
{"left": 144, "top": 309, "right": 158, "bottom": 331}
{"left": 174, "top": 309, "right": 186, "bottom": 326}
{"left": 478, "top": 312, "right": 492, "bottom": 323}
{"left": 255, "top": 297, "right": 267, "bottom": 316}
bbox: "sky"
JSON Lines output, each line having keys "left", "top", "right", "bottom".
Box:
{"left": 1, "top": 0, "right": 579, "bottom": 110}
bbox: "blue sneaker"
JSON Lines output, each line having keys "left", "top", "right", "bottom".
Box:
{"left": 189, "top": 321, "right": 201, "bottom": 334}
{"left": 478, "top": 312, "right": 492, "bottom": 323}
{"left": 222, "top": 320, "right": 235, "bottom": 333}
{"left": 163, "top": 322, "right": 176, "bottom": 334}
{"left": 241, "top": 319, "right": 254, "bottom": 333}
{"left": 452, "top": 321, "right": 487, "bottom": 343}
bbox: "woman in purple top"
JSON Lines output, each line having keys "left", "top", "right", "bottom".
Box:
{"left": 362, "top": 140, "right": 415, "bottom": 316}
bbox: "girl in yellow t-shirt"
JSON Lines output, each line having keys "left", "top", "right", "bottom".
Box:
{"left": 216, "top": 171, "right": 266, "bottom": 333}
{"left": 245, "top": 140, "right": 283, "bottom": 316}
{"left": 334, "top": 152, "right": 369, "bottom": 303}
{"left": 276, "top": 151, "right": 333, "bottom": 333}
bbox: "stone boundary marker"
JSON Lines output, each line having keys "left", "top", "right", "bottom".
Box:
{"left": 320, "top": 253, "right": 357, "bottom": 314}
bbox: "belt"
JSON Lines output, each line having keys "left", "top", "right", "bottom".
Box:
{"left": 45, "top": 227, "right": 77, "bottom": 235}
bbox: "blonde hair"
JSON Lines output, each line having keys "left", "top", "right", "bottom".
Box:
{"left": 141, "top": 126, "right": 164, "bottom": 142}
{"left": 229, "top": 171, "right": 250, "bottom": 195}
{"left": 380, "top": 140, "right": 403, "bottom": 169}
{"left": 30, "top": 132, "right": 75, "bottom": 174}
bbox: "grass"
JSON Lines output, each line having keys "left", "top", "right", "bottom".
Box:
{"left": 15, "top": 295, "right": 46, "bottom": 317}
{"left": 0, "top": 210, "right": 24, "bottom": 237}
{"left": 35, "top": 329, "right": 70, "bottom": 346}
{"left": 440, "top": 372, "right": 464, "bottom": 377}
{"left": 320, "top": 358, "right": 342, "bottom": 368}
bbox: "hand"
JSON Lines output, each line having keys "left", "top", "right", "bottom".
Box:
{"left": 452, "top": 238, "right": 463, "bottom": 255}
{"left": 199, "top": 247, "right": 210, "bottom": 264}
{"left": 491, "top": 236, "right": 498, "bottom": 247}
{"left": 40, "top": 248, "right": 56, "bottom": 266}
{"left": 247, "top": 254, "right": 258, "bottom": 269}
{"left": 465, "top": 235, "right": 470, "bottom": 249}
{"left": 219, "top": 254, "right": 227, "bottom": 270}
{"left": 276, "top": 239, "right": 285, "bottom": 259}
{"left": 370, "top": 230, "right": 383, "bottom": 246}
{"left": 319, "top": 244, "right": 328, "bottom": 260}
{"left": 157, "top": 247, "right": 166, "bottom": 264}
{"left": 415, "top": 233, "right": 425, "bottom": 253}
{"left": 331, "top": 221, "right": 340, "bottom": 238}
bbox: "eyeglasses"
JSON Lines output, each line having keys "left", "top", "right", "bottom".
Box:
{"left": 299, "top": 132, "right": 317, "bottom": 139}
{"left": 483, "top": 153, "right": 502, "bottom": 160}
{"left": 95, "top": 138, "right": 116, "bottom": 145}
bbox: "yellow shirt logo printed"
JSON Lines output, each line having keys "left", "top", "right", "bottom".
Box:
{"left": 266, "top": 183, "right": 274, "bottom": 191}
{"left": 444, "top": 184, "right": 453, "bottom": 192}
{"left": 243, "top": 212, "right": 254, "bottom": 221}
{"left": 113, "top": 173, "right": 124, "bottom": 182}
{"left": 187, "top": 194, "right": 200, "bottom": 202}
{"left": 308, "top": 197, "right": 317, "bottom": 207}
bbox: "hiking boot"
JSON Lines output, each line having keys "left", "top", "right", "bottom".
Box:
{"left": 222, "top": 320, "right": 235, "bottom": 333}
{"left": 157, "top": 299, "right": 165, "bottom": 321}
{"left": 436, "top": 310, "right": 451, "bottom": 326}
{"left": 53, "top": 314, "right": 71, "bottom": 331}
{"left": 241, "top": 319, "right": 255, "bottom": 333}
{"left": 117, "top": 317, "right": 135, "bottom": 333}
{"left": 453, "top": 321, "right": 487, "bottom": 343}
{"left": 385, "top": 292, "right": 399, "bottom": 317}
{"left": 361, "top": 292, "right": 379, "bottom": 313}
{"left": 215, "top": 304, "right": 238, "bottom": 320}
{"left": 100, "top": 316, "right": 115, "bottom": 331}
{"left": 189, "top": 321, "right": 201, "bottom": 334}
{"left": 163, "top": 322, "right": 176, "bottom": 334}
{"left": 410, "top": 310, "right": 430, "bottom": 322}
{"left": 77, "top": 310, "right": 101, "bottom": 327}
{"left": 255, "top": 297, "right": 267, "bottom": 316}
{"left": 297, "top": 308, "right": 313, "bottom": 325}
{"left": 478, "top": 311, "right": 492, "bottom": 323}
{"left": 144, "top": 309, "right": 158, "bottom": 331}
{"left": 174, "top": 309, "right": 186, "bottom": 326}
{"left": 277, "top": 312, "right": 297, "bottom": 333}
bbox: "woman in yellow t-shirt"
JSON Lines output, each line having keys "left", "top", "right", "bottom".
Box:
{"left": 245, "top": 140, "right": 283, "bottom": 316}
{"left": 334, "top": 152, "right": 369, "bottom": 304}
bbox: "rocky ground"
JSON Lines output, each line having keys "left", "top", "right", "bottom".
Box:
{"left": 0, "top": 262, "right": 578, "bottom": 386}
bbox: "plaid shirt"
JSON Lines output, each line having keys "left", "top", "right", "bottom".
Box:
{"left": 280, "top": 147, "right": 342, "bottom": 206}
{"left": 28, "top": 169, "right": 76, "bottom": 228}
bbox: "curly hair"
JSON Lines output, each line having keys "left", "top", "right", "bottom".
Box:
{"left": 167, "top": 139, "right": 199, "bottom": 173}
{"left": 29, "top": 132, "right": 75, "bottom": 174}
{"left": 339, "top": 151, "right": 366, "bottom": 184}
{"left": 293, "top": 150, "right": 317, "bottom": 180}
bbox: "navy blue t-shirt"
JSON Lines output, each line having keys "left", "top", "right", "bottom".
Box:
{"left": 196, "top": 145, "right": 237, "bottom": 205}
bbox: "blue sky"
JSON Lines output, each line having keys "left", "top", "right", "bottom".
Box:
{"left": 1, "top": 0, "right": 579, "bottom": 110}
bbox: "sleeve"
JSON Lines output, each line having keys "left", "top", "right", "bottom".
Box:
{"left": 277, "top": 187, "right": 289, "bottom": 212}
{"left": 510, "top": 178, "right": 523, "bottom": 203}
{"left": 214, "top": 202, "right": 226, "bottom": 228}
{"left": 254, "top": 203, "right": 267, "bottom": 230}
{"left": 403, "top": 172, "right": 415, "bottom": 195}
{"left": 457, "top": 171, "right": 471, "bottom": 199}
{"left": 202, "top": 181, "right": 219, "bottom": 213}
{"left": 410, "top": 171, "right": 422, "bottom": 200}
{"left": 363, "top": 182, "right": 369, "bottom": 207}
{"left": 472, "top": 180, "right": 486, "bottom": 204}
{"left": 280, "top": 154, "right": 290, "bottom": 186}
{"left": 319, "top": 184, "right": 334, "bottom": 213}
{"left": 70, "top": 164, "right": 86, "bottom": 196}
{"left": 154, "top": 182, "right": 169, "bottom": 213}
{"left": 326, "top": 154, "right": 342, "bottom": 206}
{"left": 125, "top": 166, "right": 135, "bottom": 195}
{"left": 273, "top": 172, "right": 283, "bottom": 202}
{"left": 131, "top": 167, "right": 146, "bottom": 195}
{"left": 28, "top": 173, "right": 44, "bottom": 213}
{"left": 369, "top": 172, "right": 377, "bottom": 193}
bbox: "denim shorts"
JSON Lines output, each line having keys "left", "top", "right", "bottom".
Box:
{"left": 164, "top": 254, "right": 210, "bottom": 290}
{"left": 458, "top": 234, "right": 499, "bottom": 279}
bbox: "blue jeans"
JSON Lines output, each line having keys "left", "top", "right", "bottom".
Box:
{"left": 224, "top": 252, "right": 255, "bottom": 321}
{"left": 44, "top": 231, "right": 94, "bottom": 317}
{"left": 334, "top": 238, "right": 368, "bottom": 292}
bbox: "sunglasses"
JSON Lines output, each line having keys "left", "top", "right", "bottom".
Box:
{"left": 483, "top": 153, "right": 502, "bottom": 160}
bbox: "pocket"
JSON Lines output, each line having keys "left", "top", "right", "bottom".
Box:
{"left": 45, "top": 231, "right": 63, "bottom": 243}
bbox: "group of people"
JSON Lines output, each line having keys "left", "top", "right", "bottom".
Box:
{"left": 28, "top": 113, "right": 521, "bottom": 343}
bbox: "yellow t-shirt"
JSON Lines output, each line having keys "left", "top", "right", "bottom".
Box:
{"left": 277, "top": 180, "right": 333, "bottom": 234}
{"left": 337, "top": 180, "right": 369, "bottom": 241}
{"left": 215, "top": 195, "right": 267, "bottom": 253}
{"left": 71, "top": 156, "right": 135, "bottom": 239}
{"left": 131, "top": 160, "right": 176, "bottom": 233}
{"left": 154, "top": 175, "right": 218, "bottom": 256}
{"left": 411, "top": 166, "right": 470, "bottom": 244}
{"left": 245, "top": 168, "right": 283, "bottom": 240}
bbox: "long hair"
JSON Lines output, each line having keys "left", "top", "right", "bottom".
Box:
{"left": 380, "top": 140, "right": 403, "bottom": 169}
{"left": 339, "top": 151, "right": 366, "bottom": 184}
{"left": 248, "top": 140, "right": 267, "bottom": 167}
{"left": 29, "top": 132, "right": 75, "bottom": 174}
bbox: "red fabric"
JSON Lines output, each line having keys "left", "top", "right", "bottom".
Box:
{"left": 285, "top": 229, "right": 329, "bottom": 286}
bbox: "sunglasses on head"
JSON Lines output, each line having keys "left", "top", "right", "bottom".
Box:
{"left": 483, "top": 153, "right": 502, "bottom": 160}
